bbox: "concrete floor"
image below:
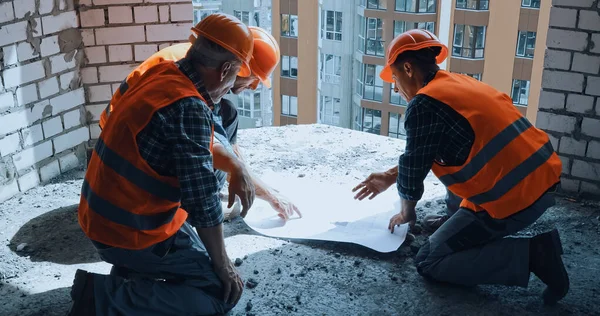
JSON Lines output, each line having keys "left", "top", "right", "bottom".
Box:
{"left": 1, "top": 125, "right": 599, "bottom": 315}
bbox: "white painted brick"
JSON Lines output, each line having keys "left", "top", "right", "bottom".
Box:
{"left": 21, "top": 124, "right": 44, "bottom": 146}
{"left": 0, "top": 111, "right": 30, "bottom": 135}
{"left": 16, "top": 83, "right": 38, "bottom": 106}
{"left": 146, "top": 0, "right": 188, "bottom": 2}
{"left": 588, "top": 140, "right": 600, "bottom": 160}
{"left": 31, "top": 17, "right": 42, "bottom": 36}
{"left": 546, "top": 29, "right": 588, "bottom": 51}
{"left": 0, "top": 181, "right": 20, "bottom": 203}
{"left": 84, "top": 46, "right": 107, "bottom": 64}
{"left": 50, "top": 54, "right": 76, "bottom": 74}
{"left": 63, "top": 109, "right": 81, "bottom": 129}
{"left": 50, "top": 88, "right": 85, "bottom": 115}
{"left": 59, "top": 0, "right": 68, "bottom": 10}
{"left": 538, "top": 91, "right": 565, "bottom": 110}
{"left": 566, "top": 94, "right": 594, "bottom": 114}
{"left": 597, "top": 98, "right": 600, "bottom": 116}
{"left": 158, "top": 43, "right": 171, "bottom": 50}
{"left": 170, "top": 4, "right": 192, "bottom": 22}
{"left": 559, "top": 137, "right": 587, "bottom": 156}
{"left": 86, "top": 104, "right": 106, "bottom": 121}
{"left": 581, "top": 182, "right": 600, "bottom": 196}
{"left": 582, "top": 117, "right": 600, "bottom": 138}
{"left": 90, "top": 123, "right": 101, "bottom": 139}
{"left": 98, "top": 64, "right": 138, "bottom": 82}
{"left": 108, "top": 45, "right": 132, "bottom": 62}
{"left": 559, "top": 155, "right": 570, "bottom": 175}
{"left": 2, "top": 61, "right": 46, "bottom": 88}
{"left": 536, "top": 112, "right": 577, "bottom": 134}
{"left": 159, "top": 6, "right": 169, "bottom": 22}
{"left": 60, "top": 71, "right": 76, "bottom": 90}
{"left": 81, "top": 67, "right": 99, "bottom": 84}
{"left": 543, "top": 49, "right": 571, "bottom": 71}
{"left": 108, "top": 6, "right": 133, "bottom": 24}
{"left": 0, "top": 21, "right": 28, "bottom": 47}
{"left": 88, "top": 84, "right": 113, "bottom": 102}
{"left": 586, "top": 76, "right": 600, "bottom": 96}
{"left": 14, "top": 0, "right": 36, "bottom": 19}
{"left": 92, "top": 0, "right": 143, "bottom": 4}
{"left": 146, "top": 24, "right": 190, "bottom": 42}
{"left": 549, "top": 7, "right": 577, "bottom": 28}
{"left": 560, "top": 178, "right": 580, "bottom": 192}
{"left": 80, "top": 8, "right": 105, "bottom": 27}
{"left": 59, "top": 152, "right": 80, "bottom": 172}
{"left": 110, "top": 83, "right": 119, "bottom": 94}
{"left": 30, "top": 100, "right": 52, "bottom": 123}
{"left": 12, "top": 141, "right": 53, "bottom": 170}
{"left": 81, "top": 29, "right": 96, "bottom": 46}
{"left": 548, "top": 134, "right": 560, "bottom": 151}
{"left": 40, "top": 35, "right": 60, "bottom": 57}
{"left": 42, "top": 116, "right": 63, "bottom": 138}
{"left": 0, "top": 76, "right": 3, "bottom": 90}
{"left": 0, "top": 133, "right": 21, "bottom": 157}
{"left": 42, "top": 11, "right": 79, "bottom": 35}
{"left": 53, "top": 126, "right": 89, "bottom": 153}
{"left": 542, "top": 70, "right": 584, "bottom": 93}
{"left": 16, "top": 42, "right": 39, "bottom": 62}
{"left": 17, "top": 170, "right": 40, "bottom": 192}
{"left": 572, "top": 160, "right": 600, "bottom": 182}
{"left": 134, "top": 6, "right": 158, "bottom": 23}
{"left": 39, "top": 0, "right": 54, "bottom": 15}
{"left": 38, "top": 77, "right": 60, "bottom": 99}
{"left": 591, "top": 34, "right": 600, "bottom": 55}
{"left": 3, "top": 44, "right": 18, "bottom": 67}
{"left": 40, "top": 160, "right": 60, "bottom": 182}
{"left": 96, "top": 26, "right": 145, "bottom": 45}
{"left": 578, "top": 10, "right": 600, "bottom": 31}
{"left": 134, "top": 44, "right": 158, "bottom": 61}
{"left": 0, "top": 2, "right": 15, "bottom": 24}
{"left": 572, "top": 53, "right": 600, "bottom": 74}
{"left": 0, "top": 92, "right": 15, "bottom": 112}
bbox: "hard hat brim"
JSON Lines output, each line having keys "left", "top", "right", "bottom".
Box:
{"left": 379, "top": 44, "right": 449, "bottom": 83}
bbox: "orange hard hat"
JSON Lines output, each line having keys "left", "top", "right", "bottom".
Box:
{"left": 248, "top": 26, "right": 280, "bottom": 88}
{"left": 189, "top": 13, "right": 254, "bottom": 77}
{"left": 379, "top": 29, "right": 448, "bottom": 83}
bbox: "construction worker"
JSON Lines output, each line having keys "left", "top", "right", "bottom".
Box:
{"left": 352, "top": 29, "right": 569, "bottom": 305}
{"left": 98, "top": 27, "right": 301, "bottom": 222}
{"left": 69, "top": 14, "right": 254, "bottom": 315}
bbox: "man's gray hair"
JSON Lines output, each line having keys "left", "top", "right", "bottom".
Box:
{"left": 186, "top": 35, "right": 241, "bottom": 69}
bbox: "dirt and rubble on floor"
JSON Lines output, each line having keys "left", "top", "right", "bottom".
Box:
{"left": 1, "top": 124, "right": 599, "bottom": 315}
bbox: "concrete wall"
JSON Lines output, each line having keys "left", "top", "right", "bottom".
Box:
{"left": 538, "top": 0, "right": 600, "bottom": 198}
{"left": 0, "top": 0, "right": 89, "bottom": 203}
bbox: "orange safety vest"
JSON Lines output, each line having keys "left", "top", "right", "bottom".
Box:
{"left": 79, "top": 61, "right": 214, "bottom": 250}
{"left": 419, "top": 70, "right": 562, "bottom": 219}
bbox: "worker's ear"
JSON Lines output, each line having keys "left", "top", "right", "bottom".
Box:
{"left": 403, "top": 62, "right": 413, "bottom": 79}
{"left": 219, "top": 61, "right": 233, "bottom": 82}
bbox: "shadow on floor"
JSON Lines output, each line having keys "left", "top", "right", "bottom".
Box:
{"left": 0, "top": 282, "right": 71, "bottom": 316}
{"left": 8, "top": 204, "right": 101, "bottom": 264}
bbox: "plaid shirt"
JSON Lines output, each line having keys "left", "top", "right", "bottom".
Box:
{"left": 136, "top": 58, "right": 224, "bottom": 228}
{"left": 397, "top": 70, "right": 475, "bottom": 201}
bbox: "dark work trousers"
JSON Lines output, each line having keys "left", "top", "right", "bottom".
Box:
{"left": 415, "top": 189, "right": 556, "bottom": 287}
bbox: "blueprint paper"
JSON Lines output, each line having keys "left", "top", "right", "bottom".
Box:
{"left": 242, "top": 173, "right": 409, "bottom": 253}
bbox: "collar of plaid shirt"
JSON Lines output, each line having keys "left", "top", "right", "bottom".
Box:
{"left": 175, "top": 58, "right": 221, "bottom": 114}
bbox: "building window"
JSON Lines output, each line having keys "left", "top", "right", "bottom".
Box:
{"left": 356, "top": 61, "right": 364, "bottom": 97}
{"left": 455, "top": 0, "right": 489, "bottom": 10}
{"left": 458, "top": 72, "right": 482, "bottom": 80}
{"left": 390, "top": 89, "right": 408, "bottom": 106}
{"left": 253, "top": 12, "right": 260, "bottom": 27}
{"left": 357, "top": 15, "right": 366, "bottom": 53}
{"left": 388, "top": 113, "right": 406, "bottom": 138}
{"left": 234, "top": 10, "right": 250, "bottom": 25}
{"left": 321, "top": 10, "right": 343, "bottom": 41}
{"left": 319, "top": 95, "right": 341, "bottom": 126}
{"left": 521, "top": 0, "right": 540, "bottom": 8}
{"left": 320, "top": 53, "right": 342, "bottom": 84}
{"left": 281, "top": 55, "right": 298, "bottom": 78}
{"left": 365, "top": 17, "right": 384, "bottom": 57}
{"left": 394, "top": 20, "right": 436, "bottom": 37}
{"left": 282, "top": 94, "right": 298, "bottom": 117}
{"left": 452, "top": 24, "right": 486, "bottom": 59}
{"left": 511, "top": 80, "right": 530, "bottom": 106}
{"left": 516, "top": 31, "right": 536, "bottom": 58}
{"left": 367, "top": 0, "right": 387, "bottom": 10}
{"left": 194, "top": 9, "right": 220, "bottom": 25}
{"left": 237, "top": 91, "right": 261, "bottom": 118}
{"left": 363, "top": 64, "right": 383, "bottom": 102}
{"left": 396, "top": 0, "right": 436, "bottom": 13}
{"left": 281, "top": 14, "right": 298, "bottom": 37}
{"left": 353, "top": 101, "right": 362, "bottom": 130}
{"left": 362, "top": 108, "right": 382, "bottom": 135}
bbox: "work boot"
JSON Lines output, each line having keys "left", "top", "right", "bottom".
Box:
{"left": 67, "top": 269, "right": 96, "bottom": 316}
{"left": 421, "top": 214, "right": 450, "bottom": 232}
{"left": 529, "top": 229, "right": 569, "bottom": 305}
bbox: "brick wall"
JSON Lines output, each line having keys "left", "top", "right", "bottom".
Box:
{"left": 78, "top": 0, "right": 193, "bottom": 139}
{"left": 538, "top": 0, "right": 600, "bottom": 198}
{"left": 0, "top": 0, "right": 89, "bottom": 203}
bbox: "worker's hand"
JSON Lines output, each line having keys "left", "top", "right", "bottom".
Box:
{"left": 214, "top": 260, "right": 244, "bottom": 305}
{"left": 352, "top": 171, "right": 396, "bottom": 201}
{"left": 388, "top": 207, "right": 416, "bottom": 233}
{"left": 268, "top": 192, "right": 302, "bottom": 221}
{"left": 228, "top": 162, "right": 255, "bottom": 217}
